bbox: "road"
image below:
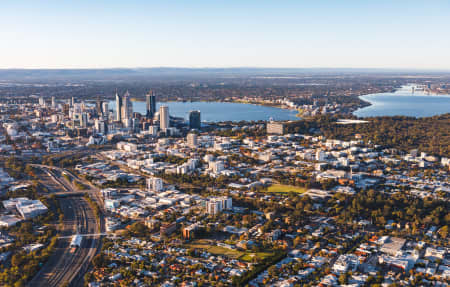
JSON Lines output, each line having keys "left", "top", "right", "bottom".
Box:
{"left": 28, "top": 165, "right": 104, "bottom": 287}
{"left": 31, "top": 164, "right": 105, "bottom": 211}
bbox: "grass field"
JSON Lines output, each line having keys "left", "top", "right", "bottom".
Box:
{"left": 239, "top": 251, "right": 275, "bottom": 262}
{"left": 208, "top": 246, "right": 244, "bottom": 258}
{"left": 184, "top": 240, "right": 276, "bottom": 261}
{"left": 265, "top": 184, "right": 307, "bottom": 194}
{"left": 184, "top": 240, "right": 244, "bottom": 259}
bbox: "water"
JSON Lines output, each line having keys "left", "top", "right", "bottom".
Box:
{"left": 109, "top": 101, "right": 299, "bottom": 122}
{"left": 354, "top": 85, "right": 450, "bottom": 118}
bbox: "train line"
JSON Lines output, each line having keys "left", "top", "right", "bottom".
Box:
{"left": 27, "top": 166, "right": 103, "bottom": 287}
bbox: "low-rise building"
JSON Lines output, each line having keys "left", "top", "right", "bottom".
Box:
{"left": 267, "top": 122, "right": 284, "bottom": 135}
{"left": 2, "top": 198, "right": 48, "bottom": 219}
{"left": 160, "top": 222, "right": 177, "bottom": 237}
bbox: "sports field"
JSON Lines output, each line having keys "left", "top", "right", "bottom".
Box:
{"left": 239, "top": 251, "right": 275, "bottom": 262}
{"left": 184, "top": 240, "right": 276, "bottom": 261}
{"left": 185, "top": 240, "right": 244, "bottom": 259}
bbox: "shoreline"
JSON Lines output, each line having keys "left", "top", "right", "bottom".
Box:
{"left": 130, "top": 98, "right": 302, "bottom": 117}
{"left": 129, "top": 84, "right": 450, "bottom": 120}
{"left": 354, "top": 85, "right": 450, "bottom": 118}
{"left": 128, "top": 98, "right": 366, "bottom": 120}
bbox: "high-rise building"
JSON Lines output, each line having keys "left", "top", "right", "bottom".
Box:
{"left": 187, "top": 133, "right": 198, "bottom": 148}
{"left": 122, "top": 118, "right": 131, "bottom": 129}
{"left": 189, "top": 110, "right": 201, "bottom": 130}
{"left": 73, "top": 103, "right": 82, "bottom": 114}
{"left": 39, "top": 97, "right": 45, "bottom": 107}
{"left": 150, "top": 93, "right": 156, "bottom": 116}
{"left": 146, "top": 91, "right": 156, "bottom": 119}
{"left": 149, "top": 125, "right": 158, "bottom": 136}
{"left": 63, "top": 104, "right": 70, "bottom": 116}
{"left": 121, "top": 90, "right": 132, "bottom": 125}
{"left": 71, "top": 97, "right": 75, "bottom": 107}
{"left": 102, "top": 102, "right": 109, "bottom": 119}
{"left": 131, "top": 117, "right": 140, "bottom": 133}
{"left": 159, "top": 105, "right": 169, "bottom": 131}
{"left": 96, "top": 98, "right": 103, "bottom": 116}
{"left": 81, "top": 112, "right": 88, "bottom": 128}
{"left": 147, "top": 177, "right": 164, "bottom": 192}
{"left": 146, "top": 93, "right": 151, "bottom": 117}
{"left": 95, "top": 119, "right": 108, "bottom": 134}
{"left": 51, "top": 96, "right": 55, "bottom": 108}
{"left": 115, "top": 91, "right": 122, "bottom": 122}
{"left": 142, "top": 121, "right": 151, "bottom": 131}
{"left": 206, "top": 196, "right": 232, "bottom": 215}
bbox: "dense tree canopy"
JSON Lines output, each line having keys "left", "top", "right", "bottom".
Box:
{"left": 286, "top": 114, "right": 450, "bottom": 156}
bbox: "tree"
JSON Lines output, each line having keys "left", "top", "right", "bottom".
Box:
{"left": 126, "top": 222, "right": 149, "bottom": 238}
{"left": 268, "top": 265, "right": 277, "bottom": 277}
{"left": 338, "top": 273, "right": 349, "bottom": 285}
{"left": 92, "top": 253, "right": 107, "bottom": 268}
{"left": 438, "top": 225, "right": 448, "bottom": 239}
{"left": 293, "top": 236, "right": 301, "bottom": 247}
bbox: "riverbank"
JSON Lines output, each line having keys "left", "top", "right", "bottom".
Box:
{"left": 233, "top": 99, "right": 304, "bottom": 118}
{"left": 354, "top": 85, "right": 450, "bottom": 118}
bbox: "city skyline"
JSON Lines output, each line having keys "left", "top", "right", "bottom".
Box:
{"left": 1, "top": 0, "right": 450, "bottom": 70}
{"left": 0, "top": 2, "right": 448, "bottom": 286}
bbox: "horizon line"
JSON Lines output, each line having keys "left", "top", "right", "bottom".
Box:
{"left": 1, "top": 66, "right": 450, "bottom": 73}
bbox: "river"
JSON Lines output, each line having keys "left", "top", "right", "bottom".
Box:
{"left": 109, "top": 100, "right": 299, "bottom": 122}
{"left": 354, "top": 85, "right": 450, "bottom": 118}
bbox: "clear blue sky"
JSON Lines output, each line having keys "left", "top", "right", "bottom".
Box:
{"left": 1, "top": 0, "right": 449, "bottom": 69}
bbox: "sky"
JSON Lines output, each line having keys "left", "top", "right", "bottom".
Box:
{"left": 1, "top": 0, "right": 449, "bottom": 70}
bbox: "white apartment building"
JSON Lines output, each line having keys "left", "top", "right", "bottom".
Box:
{"left": 206, "top": 196, "right": 232, "bottom": 215}
{"left": 147, "top": 177, "right": 164, "bottom": 192}
{"left": 187, "top": 133, "right": 198, "bottom": 148}
{"left": 159, "top": 105, "right": 169, "bottom": 131}
{"left": 209, "top": 161, "right": 224, "bottom": 174}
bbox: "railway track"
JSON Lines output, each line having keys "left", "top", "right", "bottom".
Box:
{"left": 28, "top": 198, "right": 97, "bottom": 287}
{"left": 27, "top": 165, "right": 103, "bottom": 287}
{"left": 45, "top": 199, "right": 85, "bottom": 286}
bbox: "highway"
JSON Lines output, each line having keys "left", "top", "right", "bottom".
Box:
{"left": 31, "top": 164, "right": 105, "bottom": 211}
{"left": 27, "top": 165, "right": 104, "bottom": 287}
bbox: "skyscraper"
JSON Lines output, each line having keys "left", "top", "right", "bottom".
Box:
{"left": 81, "top": 112, "right": 88, "bottom": 128}
{"left": 189, "top": 110, "right": 201, "bottom": 130}
{"left": 131, "top": 117, "right": 140, "bottom": 133}
{"left": 121, "top": 90, "right": 132, "bottom": 125}
{"left": 146, "top": 93, "right": 150, "bottom": 116}
{"left": 146, "top": 91, "right": 156, "bottom": 119}
{"left": 102, "top": 102, "right": 109, "bottom": 119}
{"left": 159, "top": 105, "right": 169, "bottom": 131}
{"left": 95, "top": 119, "right": 108, "bottom": 134}
{"left": 51, "top": 96, "right": 55, "bottom": 109}
{"left": 39, "top": 97, "right": 45, "bottom": 107}
{"left": 96, "top": 97, "right": 103, "bottom": 116}
{"left": 115, "top": 91, "right": 122, "bottom": 122}
{"left": 151, "top": 93, "right": 156, "bottom": 116}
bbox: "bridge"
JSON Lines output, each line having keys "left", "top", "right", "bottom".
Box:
{"left": 58, "top": 233, "right": 109, "bottom": 239}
